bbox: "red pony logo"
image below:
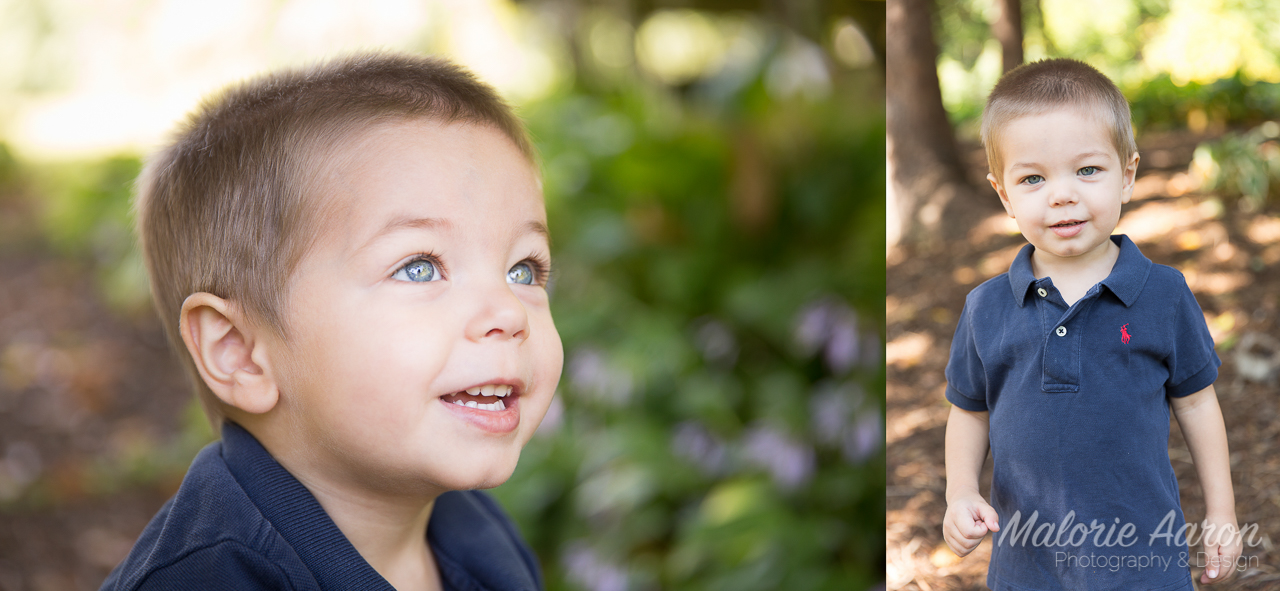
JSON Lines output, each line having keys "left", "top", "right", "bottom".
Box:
{"left": 1120, "top": 323, "right": 1131, "bottom": 344}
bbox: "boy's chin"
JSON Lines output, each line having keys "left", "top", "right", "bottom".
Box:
{"left": 431, "top": 451, "right": 522, "bottom": 491}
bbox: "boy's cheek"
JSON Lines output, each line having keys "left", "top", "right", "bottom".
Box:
{"left": 528, "top": 326, "right": 563, "bottom": 420}
{"left": 538, "top": 326, "right": 565, "bottom": 390}
{"left": 996, "top": 190, "right": 1018, "bottom": 218}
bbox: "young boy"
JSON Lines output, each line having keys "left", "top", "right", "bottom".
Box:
{"left": 101, "top": 52, "right": 562, "bottom": 590}
{"left": 941, "top": 59, "right": 1241, "bottom": 590}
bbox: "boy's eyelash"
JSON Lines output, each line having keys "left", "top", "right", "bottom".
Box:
{"left": 521, "top": 253, "right": 553, "bottom": 286}
{"left": 393, "top": 252, "right": 554, "bottom": 285}
{"left": 397, "top": 252, "right": 446, "bottom": 277}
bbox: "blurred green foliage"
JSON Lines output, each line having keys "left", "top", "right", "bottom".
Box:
{"left": 21, "top": 154, "right": 151, "bottom": 313}
{"left": 935, "top": 0, "right": 1280, "bottom": 138}
{"left": 488, "top": 19, "right": 884, "bottom": 591}
{"left": 1191, "top": 121, "right": 1280, "bottom": 210}
{"left": 2, "top": 8, "right": 883, "bottom": 590}
{"left": 1128, "top": 73, "right": 1280, "bottom": 133}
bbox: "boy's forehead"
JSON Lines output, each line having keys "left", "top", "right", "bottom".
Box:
{"left": 303, "top": 119, "right": 545, "bottom": 252}
{"left": 315, "top": 118, "right": 536, "bottom": 187}
{"left": 996, "top": 107, "right": 1121, "bottom": 164}
{"left": 1004, "top": 105, "right": 1110, "bottom": 136}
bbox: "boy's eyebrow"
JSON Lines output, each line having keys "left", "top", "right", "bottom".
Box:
{"left": 1009, "top": 150, "right": 1114, "bottom": 170}
{"left": 1073, "top": 150, "right": 1114, "bottom": 160}
{"left": 359, "top": 216, "right": 451, "bottom": 251}
{"left": 524, "top": 220, "right": 551, "bottom": 244}
{"left": 358, "top": 217, "right": 551, "bottom": 251}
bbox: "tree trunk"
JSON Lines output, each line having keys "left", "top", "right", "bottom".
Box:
{"left": 992, "top": 0, "right": 1024, "bottom": 73}
{"left": 886, "top": 0, "right": 979, "bottom": 249}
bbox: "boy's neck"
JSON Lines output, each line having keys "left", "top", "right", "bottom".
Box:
{"left": 247, "top": 421, "right": 445, "bottom": 591}
{"left": 300, "top": 474, "right": 443, "bottom": 591}
{"left": 1030, "top": 236, "right": 1121, "bottom": 306}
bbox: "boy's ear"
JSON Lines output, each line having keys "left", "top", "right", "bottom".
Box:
{"left": 1120, "top": 152, "right": 1141, "bottom": 204}
{"left": 987, "top": 172, "right": 1016, "bottom": 218}
{"left": 179, "top": 293, "right": 280, "bottom": 415}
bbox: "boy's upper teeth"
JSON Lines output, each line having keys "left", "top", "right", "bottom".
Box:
{"left": 463, "top": 385, "right": 512, "bottom": 397}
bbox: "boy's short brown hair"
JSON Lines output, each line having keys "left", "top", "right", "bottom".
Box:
{"left": 981, "top": 58, "right": 1136, "bottom": 178}
{"left": 136, "top": 52, "right": 534, "bottom": 428}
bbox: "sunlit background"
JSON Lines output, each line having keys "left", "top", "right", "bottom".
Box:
{"left": 936, "top": 0, "right": 1280, "bottom": 137}
{"left": 0, "top": 0, "right": 877, "bottom": 159}
{"left": 0, "top": 1, "right": 886, "bottom": 590}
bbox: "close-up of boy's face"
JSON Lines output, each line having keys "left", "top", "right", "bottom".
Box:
{"left": 987, "top": 106, "right": 1139, "bottom": 265}
{"left": 263, "top": 119, "right": 563, "bottom": 498}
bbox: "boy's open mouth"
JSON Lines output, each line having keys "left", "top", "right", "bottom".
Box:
{"left": 442, "top": 385, "right": 513, "bottom": 411}
{"left": 1049, "top": 219, "right": 1086, "bottom": 237}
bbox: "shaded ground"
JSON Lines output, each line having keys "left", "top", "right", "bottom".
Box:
{"left": 0, "top": 190, "right": 202, "bottom": 589}
{"left": 887, "top": 132, "right": 1280, "bottom": 591}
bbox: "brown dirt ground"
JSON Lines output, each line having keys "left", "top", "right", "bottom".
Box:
{"left": 0, "top": 188, "right": 197, "bottom": 589}
{"left": 888, "top": 133, "right": 1280, "bottom": 591}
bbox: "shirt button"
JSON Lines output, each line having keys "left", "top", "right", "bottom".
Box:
{"left": 1056, "top": 326, "right": 1067, "bottom": 337}
{"left": 1037, "top": 288, "right": 1048, "bottom": 297}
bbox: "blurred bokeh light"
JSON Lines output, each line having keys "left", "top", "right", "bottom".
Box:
{"left": 0, "top": 0, "right": 563, "bottom": 159}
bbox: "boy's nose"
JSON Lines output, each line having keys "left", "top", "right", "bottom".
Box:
{"left": 464, "top": 281, "right": 530, "bottom": 343}
{"left": 1048, "top": 182, "right": 1078, "bottom": 206}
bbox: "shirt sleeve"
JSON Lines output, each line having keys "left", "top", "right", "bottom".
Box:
{"left": 1164, "top": 275, "right": 1221, "bottom": 398}
{"left": 945, "top": 296, "right": 989, "bottom": 412}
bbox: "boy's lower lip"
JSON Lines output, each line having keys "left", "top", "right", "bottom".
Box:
{"left": 1051, "top": 221, "right": 1085, "bottom": 237}
{"left": 440, "top": 396, "right": 520, "bottom": 433}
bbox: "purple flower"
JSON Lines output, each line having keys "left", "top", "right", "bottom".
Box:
{"left": 843, "top": 410, "right": 882, "bottom": 464}
{"left": 741, "top": 424, "right": 815, "bottom": 489}
{"left": 825, "top": 313, "right": 859, "bottom": 375}
{"left": 794, "top": 297, "right": 874, "bottom": 375}
{"left": 692, "top": 318, "right": 738, "bottom": 366}
{"left": 810, "top": 382, "right": 862, "bottom": 445}
{"left": 569, "top": 348, "right": 633, "bottom": 406}
{"left": 671, "top": 421, "right": 728, "bottom": 476}
{"left": 794, "top": 301, "right": 833, "bottom": 356}
{"left": 563, "top": 543, "right": 629, "bottom": 591}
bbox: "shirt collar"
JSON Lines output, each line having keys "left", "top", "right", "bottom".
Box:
{"left": 222, "top": 421, "right": 393, "bottom": 590}
{"left": 429, "top": 491, "right": 542, "bottom": 591}
{"left": 222, "top": 422, "right": 539, "bottom": 591}
{"left": 1007, "top": 234, "right": 1151, "bottom": 308}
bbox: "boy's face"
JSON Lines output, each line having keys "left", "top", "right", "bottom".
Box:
{"left": 987, "top": 107, "right": 1139, "bottom": 265}
{"left": 265, "top": 120, "right": 562, "bottom": 497}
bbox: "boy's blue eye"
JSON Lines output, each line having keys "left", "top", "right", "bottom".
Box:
{"left": 1079, "top": 166, "right": 1099, "bottom": 176}
{"left": 393, "top": 258, "right": 440, "bottom": 282}
{"left": 1021, "top": 175, "right": 1044, "bottom": 185}
{"left": 507, "top": 262, "right": 534, "bottom": 285}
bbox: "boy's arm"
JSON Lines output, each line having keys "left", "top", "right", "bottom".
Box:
{"left": 943, "top": 405, "right": 999, "bottom": 557}
{"left": 1170, "top": 384, "right": 1240, "bottom": 585}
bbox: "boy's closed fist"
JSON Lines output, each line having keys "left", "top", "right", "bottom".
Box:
{"left": 943, "top": 494, "right": 1000, "bottom": 557}
{"left": 1199, "top": 515, "right": 1242, "bottom": 585}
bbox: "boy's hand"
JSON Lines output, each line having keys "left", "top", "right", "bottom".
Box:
{"left": 1198, "top": 514, "right": 1242, "bottom": 585}
{"left": 942, "top": 493, "right": 1000, "bottom": 558}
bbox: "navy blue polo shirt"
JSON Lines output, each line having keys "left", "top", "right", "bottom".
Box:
{"left": 101, "top": 422, "right": 543, "bottom": 591}
{"left": 946, "top": 235, "right": 1220, "bottom": 591}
